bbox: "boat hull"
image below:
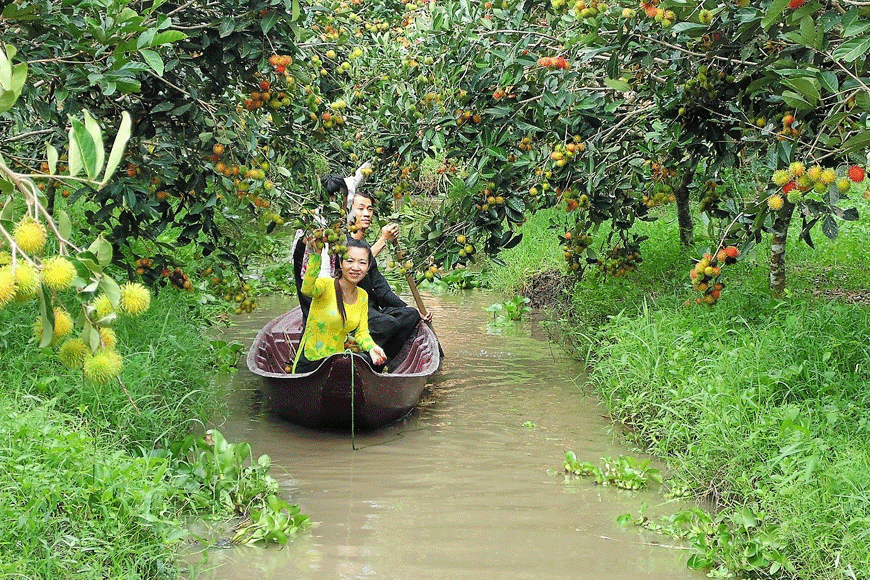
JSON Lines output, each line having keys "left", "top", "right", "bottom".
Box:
{"left": 247, "top": 307, "right": 441, "bottom": 430}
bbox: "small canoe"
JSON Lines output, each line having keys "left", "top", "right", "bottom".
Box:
{"left": 246, "top": 306, "right": 442, "bottom": 430}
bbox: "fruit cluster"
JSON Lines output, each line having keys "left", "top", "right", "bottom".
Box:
{"left": 642, "top": 182, "right": 676, "bottom": 208}
{"left": 688, "top": 246, "right": 739, "bottom": 305}
{"left": 596, "top": 245, "right": 642, "bottom": 278}
{"left": 774, "top": 110, "right": 802, "bottom": 141}
{"left": 769, "top": 162, "right": 868, "bottom": 209}
{"left": 536, "top": 56, "right": 570, "bottom": 70}
{"left": 268, "top": 53, "right": 292, "bottom": 75}
{"left": 698, "top": 180, "right": 722, "bottom": 213}
{"left": 678, "top": 65, "right": 733, "bottom": 115}
{"left": 561, "top": 231, "right": 592, "bottom": 272}
{"left": 210, "top": 274, "right": 258, "bottom": 315}
{"left": 455, "top": 109, "right": 483, "bottom": 125}
{"left": 134, "top": 257, "right": 154, "bottom": 276}
{"left": 165, "top": 266, "right": 193, "bottom": 292}
{"left": 562, "top": 188, "right": 590, "bottom": 212}
{"left": 243, "top": 79, "right": 292, "bottom": 112}
{"left": 549, "top": 138, "right": 586, "bottom": 168}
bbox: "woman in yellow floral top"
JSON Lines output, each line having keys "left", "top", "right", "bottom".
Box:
{"left": 292, "top": 237, "right": 388, "bottom": 373}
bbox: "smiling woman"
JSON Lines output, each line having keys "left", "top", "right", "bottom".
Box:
{"left": 291, "top": 238, "right": 387, "bottom": 374}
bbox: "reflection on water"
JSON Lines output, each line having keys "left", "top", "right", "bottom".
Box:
{"left": 190, "top": 292, "right": 702, "bottom": 580}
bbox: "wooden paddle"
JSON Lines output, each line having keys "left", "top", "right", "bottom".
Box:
{"left": 393, "top": 239, "right": 433, "bottom": 331}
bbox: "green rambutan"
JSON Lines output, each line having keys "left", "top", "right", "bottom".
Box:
{"left": 93, "top": 293, "right": 116, "bottom": 322}
{"left": 41, "top": 256, "right": 76, "bottom": 290}
{"left": 83, "top": 349, "right": 123, "bottom": 385}
{"left": 771, "top": 170, "right": 790, "bottom": 187}
{"left": 119, "top": 282, "right": 151, "bottom": 316}
{"left": 58, "top": 338, "right": 89, "bottom": 370}
{"left": 34, "top": 306, "right": 74, "bottom": 346}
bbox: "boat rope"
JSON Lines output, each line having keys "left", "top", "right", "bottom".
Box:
{"left": 345, "top": 349, "right": 358, "bottom": 450}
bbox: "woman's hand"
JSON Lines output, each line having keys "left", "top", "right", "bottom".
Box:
{"left": 305, "top": 236, "right": 325, "bottom": 254}
{"left": 369, "top": 345, "right": 387, "bottom": 366}
{"left": 419, "top": 309, "right": 433, "bottom": 323}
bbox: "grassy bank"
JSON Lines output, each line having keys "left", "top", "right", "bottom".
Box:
{"left": 0, "top": 289, "right": 307, "bottom": 578}
{"left": 494, "top": 199, "right": 870, "bottom": 579}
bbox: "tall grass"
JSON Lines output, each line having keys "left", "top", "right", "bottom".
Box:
{"left": 0, "top": 288, "right": 222, "bottom": 450}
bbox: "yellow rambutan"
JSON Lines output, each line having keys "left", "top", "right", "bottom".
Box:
{"left": 13, "top": 262, "right": 41, "bottom": 301}
{"left": 41, "top": 256, "right": 76, "bottom": 290}
{"left": 119, "top": 282, "right": 151, "bottom": 316}
{"left": 820, "top": 168, "right": 837, "bottom": 185}
{"left": 767, "top": 193, "right": 785, "bottom": 211}
{"left": 99, "top": 326, "right": 117, "bottom": 350}
{"left": 34, "top": 306, "right": 74, "bottom": 346}
{"left": 13, "top": 217, "right": 47, "bottom": 255}
{"left": 83, "top": 349, "right": 123, "bottom": 385}
{"left": 0, "top": 251, "right": 10, "bottom": 266}
{"left": 806, "top": 164, "right": 823, "bottom": 182}
{"left": 58, "top": 338, "right": 89, "bottom": 370}
{"left": 0, "top": 266, "right": 17, "bottom": 308}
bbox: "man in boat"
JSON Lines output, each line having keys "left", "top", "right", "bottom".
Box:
{"left": 291, "top": 163, "right": 371, "bottom": 322}
{"left": 347, "top": 189, "right": 432, "bottom": 362}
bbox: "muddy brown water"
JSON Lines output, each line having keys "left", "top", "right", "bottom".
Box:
{"left": 188, "top": 291, "right": 703, "bottom": 580}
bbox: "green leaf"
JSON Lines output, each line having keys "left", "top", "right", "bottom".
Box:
{"left": 604, "top": 78, "right": 632, "bottom": 92}
{"left": 832, "top": 33, "right": 870, "bottom": 62}
{"left": 139, "top": 49, "right": 164, "bottom": 76}
{"left": 260, "top": 11, "right": 279, "bottom": 34}
{"left": 82, "top": 110, "right": 105, "bottom": 178}
{"left": 151, "top": 30, "right": 187, "bottom": 46}
{"left": 782, "top": 90, "right": 814, "bottom": 111}
{"left": 762, "top": 0, "right": 790, "bottom": 30}
{"left": 57, "top": 210, "right": 72, "bottom": 240}
{"left": 817, "top": 71, "right": 838, "bottom": 94}
{"left": 46, "top": 144, "right": 58, "bottom": 175}
{"left": 842, "top": 130, "right": 870, "bottom": 153}
{"left": 100, "top": 276, "right": 122, "bottom": 305}
{"left": 101, "top": 112, "right": 132, "bottom": 188}
{"left": 782, "top": 77, "right": 819, "bottom": 105}
{"left": 87, "top": 236, "right": 113, "bottom": 267}
{"left": 292, "top": 0, "right": 301, "bottom": 21}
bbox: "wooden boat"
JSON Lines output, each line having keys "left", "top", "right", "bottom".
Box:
{"left": 246, "top": 306, "right": 442, "bottom": 430}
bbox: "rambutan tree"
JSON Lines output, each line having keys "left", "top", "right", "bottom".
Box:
{"left": 0, "top": 43, "right": 150, "bottom": 386}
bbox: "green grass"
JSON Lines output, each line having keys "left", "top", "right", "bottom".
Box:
{"left": 0, "top": 288, "right": 222, "bottom": 450}
{"left": 492, "top": 194, "right": 870, "bottom": 578}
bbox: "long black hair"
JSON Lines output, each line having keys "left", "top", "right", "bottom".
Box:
{"left": 333, "top": 238, "right": 373, "bottom": 324}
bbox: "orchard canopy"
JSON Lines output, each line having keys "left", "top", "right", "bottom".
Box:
{"left": 2, "top": 0, "right": 869, "bottom": 302}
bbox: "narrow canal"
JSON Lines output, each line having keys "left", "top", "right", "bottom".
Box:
{"left": 189, "top": 291, "right": 703, "bottom": 580}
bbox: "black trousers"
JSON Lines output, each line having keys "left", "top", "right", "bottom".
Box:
{"left": 368, "top": 306, "right": 422, "bottom": 360}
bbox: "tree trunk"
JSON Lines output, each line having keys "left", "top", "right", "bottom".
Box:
{"left": 675, "top": 167, "right": 695, "bottom": 247}
{"left": 769, "top": 202, "right": 795, "bottom": 297}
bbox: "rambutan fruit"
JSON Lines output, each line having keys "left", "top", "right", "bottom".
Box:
{"left": 34, "top": 307, "right": 74, "bottom": 346}
{"left": 767, "top": 193, "right": 785, "bottom": 211}
{"left": 836, "top": 177, "right": 852, "bottom": 193}
{"left": 820, "top": 168, "right": 837, "bottom": 185}
{"left": 99, "top": 326, "right": 117, "bottom": 350}
{"left": 782, "top": 181, "right": 796, "bottom": 193}
{"left": 806, "top": 164, "right": 823, "bottom": 182}
{"left": 787, "top": 0, "right": 805, "bottom": 9}
{"left": 0, "top": 266, "right": 17, "bottom": 308}
{"left": 787, "top": 189, "right": 803, "bottom": 204}
{"left": 849, "top": 165, "right": 866, "bottom": 183}
{"left": 788, "top": 162, "right": 805, "bottom": 178}
{"left": 119, "top": 282, "right": 151, "bottom": 316}
{"left": 716, "top": 249, "right": 728, "bottom": 262}
{"left": 13, "top": 217, "right": 47, "bottom": 255}
{"left": 725, "top": 246, "right": 740, "bottom": 258}
{"left": 58, "top": 338, "right": 89, "bottom": 370}
{"left": 93, "top": 293, "right": 116, "bottom": 322}
{"left": 13, "top": 262, "right": 40, "bottom": 301}
{"left": 41, "top": 256, "right": 76, "bottom": 290}
{"left": 772, "top": 170, "right": 790, "bottom": 186}
{"left": 83, "top": 349, "right": 123, "bottom": 385}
